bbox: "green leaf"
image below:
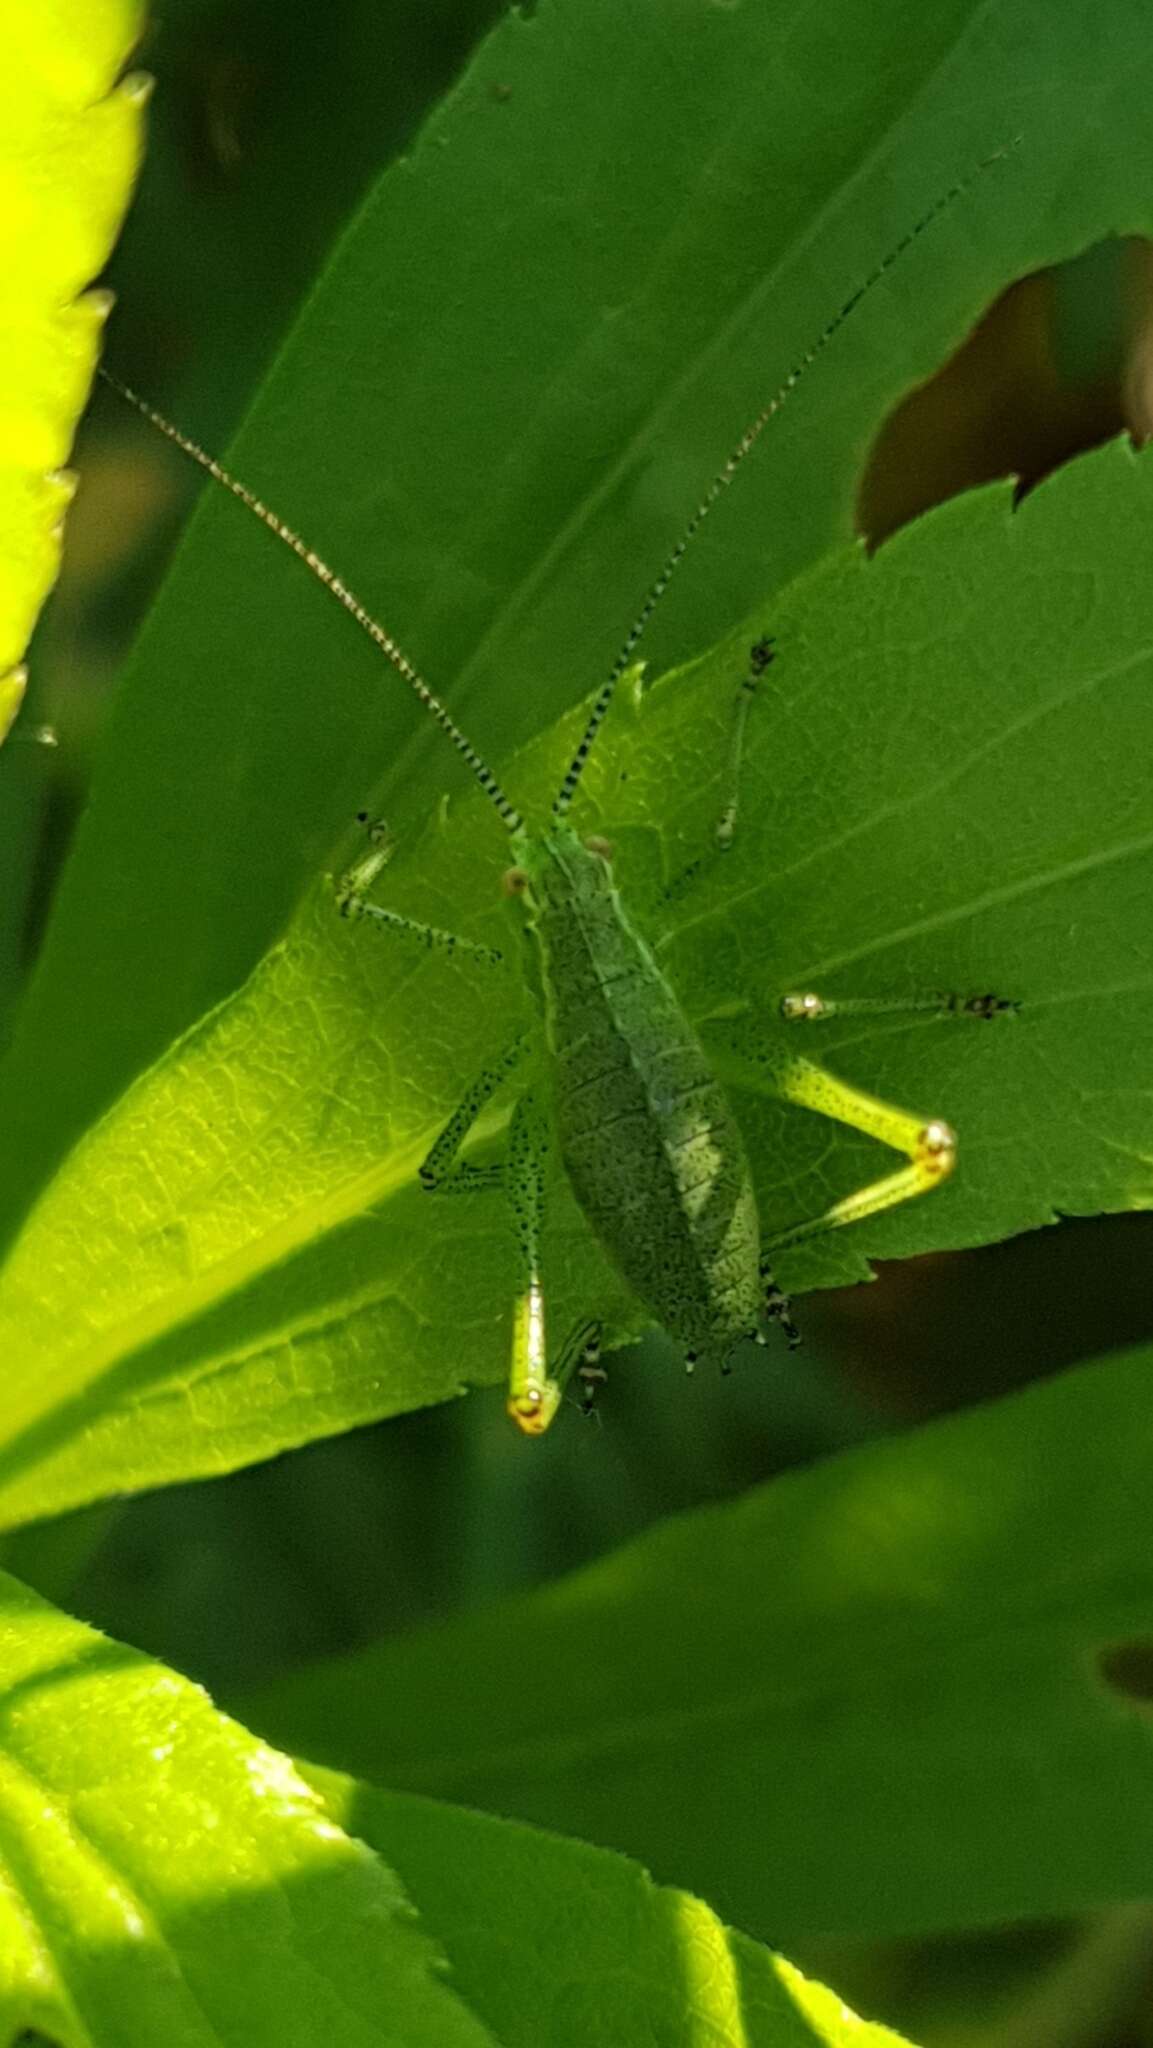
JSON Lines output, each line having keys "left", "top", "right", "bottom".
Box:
{"left": 104, "top": 0, "right": 509, "bottom": 437}
{"left": 0, "top": 2, "right": 145, "bottom": 701}
{"left": 0, "top": 1563, "right": 922, "bottom": 2045}
{"left": 310, "top": 1769, "right": 917, "bottom": 2048}
{"left": 242, "top": 1339, "right": 1153, "bottom": 1949}
{"left": 0, "top": 1568, "right": 497, "bottom": 2047}
{"left": 0, "top": 437, "right": 1151, "bottom": 1518}
{"left": 661, "top": 443, "right": 1153, "bottom": 1291}
{"left": 0, "top": 0, "right": 147, "bottom": 1021}
{"left": 0, "top": 668, "right": 27, "bottom": 747}
{"left": 2, "top": 0, "right": 1148, "bottom": 1241}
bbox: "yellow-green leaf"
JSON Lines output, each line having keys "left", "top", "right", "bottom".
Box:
{"left": 0, "top": 0, "right": 148, "bottom": 711}
{"left": 0, "top": 1566, "right": 497, "bottom": 2047}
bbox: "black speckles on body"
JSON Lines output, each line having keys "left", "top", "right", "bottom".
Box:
{"left": 521, "top": 825, "right": 762, "bottom": 1365}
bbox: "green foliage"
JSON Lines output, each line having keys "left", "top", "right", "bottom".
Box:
{"left": 0, "top": 1567, "right": 505, "bottom": 2047}
{"left": 5, "top": 0, "right": 1153, "bottom": 1243}
{"left": 0, "top": 1546, "right": 914, "bottom": 2047}
{"left": 105, "top": 0, "right": 509, "bottom": 437}
{"left": 2, "top": 439, "right": 1153, "bottom": 1517}
{"left": 0, "top": 0, "right": 145, "bottom": 709}
{"left": 2, "top": 0, "right": 1153, "bottom": 2040}
{"left": 246, "top": 1337, "right": 1153, "bottom": 1946}
{"left": 0, "top": 0, "right": 147, "bottom": 1031}
{"left": 313, "top": 1770, "right": 918, "bottom": 2048}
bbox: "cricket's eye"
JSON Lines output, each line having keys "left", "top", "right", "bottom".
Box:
{"left": 503, "top": 866, "right": 530, "bottom": 896}
{"left": 584, "top": 835, "right": 613, "bottom": 863}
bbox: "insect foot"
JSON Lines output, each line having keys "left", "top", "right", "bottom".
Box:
{"left": 762, "top": 1276, "right": 801, "bottom": 1349}
{"left": 508, "top": 1386, "right": 555, "bottom": 1434}
{"left": 780, "top": 992, "right": 828, "bottom": 1022}
{"left": 942, "top": 990, "right": 1020, "bottom": 1020}
{"left": 918, "top": 1119, "right": 956, "bottom": 1183}
{"left": 781, "top": 988, "right": 1017, "bottom": 1024}
{"left": 574, "top": 1325, "right": 607, "bottom": 1417}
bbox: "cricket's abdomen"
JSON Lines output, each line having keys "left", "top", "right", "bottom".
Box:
{"left": 528, "top": 833, "right": 762, "bottom": 1364}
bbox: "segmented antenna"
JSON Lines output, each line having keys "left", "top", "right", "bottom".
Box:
{"left": 552, "top": 143, "right": 1016, "bottom": 819}
{"left": 99, "top": 370, "right": 524, "bottom": 832}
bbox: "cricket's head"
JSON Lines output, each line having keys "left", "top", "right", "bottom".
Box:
{"left": 502, "top": 822, "right": 614, "bottom": 917}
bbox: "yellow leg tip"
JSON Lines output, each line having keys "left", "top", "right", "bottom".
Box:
{"left": 919, "top": 1119, "right": 956, "bottom": 1181}
{"left": 508, "top": 1384, "right": 562, "bottom": 1435}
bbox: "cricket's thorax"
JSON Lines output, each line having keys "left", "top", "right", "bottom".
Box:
{"left": 512, "top": 826, "right": 762, "bottom": 1362}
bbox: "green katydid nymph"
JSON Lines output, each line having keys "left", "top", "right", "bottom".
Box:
{"left": 102, "top": 160, "right": 1013, "bottom": 1434}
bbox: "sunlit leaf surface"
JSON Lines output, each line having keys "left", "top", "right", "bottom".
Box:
{"left": 0, "top": 0, "right": 146, "bottom": 714}
{"left": 0, "top": 441, "right": 1150, "bottom": 1516}
{"left": 0, "top": 1569, "right": 496, "bottom": 2047}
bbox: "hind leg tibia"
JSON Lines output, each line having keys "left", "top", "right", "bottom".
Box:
{"left": 761, "top": 1055, "right": 955, "bottom": 1257}
{"left": 420, "top": 1059, "right": 592, "bottom": 1437}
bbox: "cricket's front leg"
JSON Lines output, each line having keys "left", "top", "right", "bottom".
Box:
{"left": 334, "top": 812, "right": 501, "bottom": 964}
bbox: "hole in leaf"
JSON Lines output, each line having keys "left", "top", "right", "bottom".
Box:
{"left": 859, "top": 237, "right": 1153, "bottom": 546}
{"left": 1098, "top": 1640, "right": 1153, "bottom": 1707}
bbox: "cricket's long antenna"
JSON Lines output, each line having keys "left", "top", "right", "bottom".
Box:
{"left": 552, "top": 143, "right": 1016, "bottom": 820}
{"left": 99, "top": 369, "right": 524, "bottom": 832}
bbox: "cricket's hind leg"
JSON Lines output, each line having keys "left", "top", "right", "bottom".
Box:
{"left": 759, "top": 1051, "right": 957, "bottom": 1258}
{"left": 334, "top": 812, "right": 501, "bottom": 963}
{"left": 503, "top": 1101, "right": 607, "bottom": 1434}
{"left": 768, "top": 981, "right": 1015, "bottom": 1249}
{"left": 708, "top": 966, "right": 1015, "bottom": 1253}
{"left": 417, "top": 1040, "right": 599, "bottom": 1435}
{"left": 709, "top": 978, "right": 1014, "bottom": 1260}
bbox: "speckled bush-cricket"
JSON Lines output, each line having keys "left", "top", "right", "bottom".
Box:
{"left": 103, "top": 163, "right": 1012, "bottom": 1434}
